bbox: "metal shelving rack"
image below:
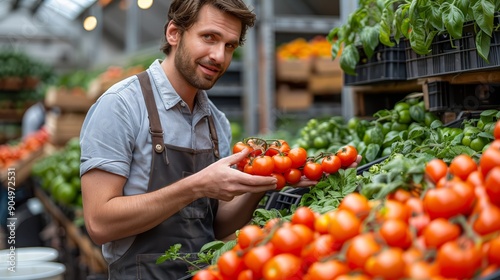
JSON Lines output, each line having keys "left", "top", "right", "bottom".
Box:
{"left": 242, "top": 0, "right": 357, "bottom": 135}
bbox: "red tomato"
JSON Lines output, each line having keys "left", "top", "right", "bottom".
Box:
{"left": 379, "top": 219, "right": 412, "bottom": 249}
{"left": 262, "top": 253, "right": 302, "bottom": 280}
{"left": 336, "top": 145, "right": 358, "bottom": 168}
{"left": 237, "top": 269, "right": 256, "bottom": 280}
{"left": 304, "top": 259, "right": 350, "bottom": 280}
{"left": 425, "top": 158, "right": 448, "bottom": 184}
{"left": 270, "top": 225, "right": 304, "bottom": 255}
{"left": 321, "top": 155, "right": 341, "bottom": 174}
{"left": 301, "top": 234, "right": 340, "bottom": 265}
{"left": 377, "top": 199, "right": 411, "bottom": 222}
{"left": 487, "top": 235, "right": 500, "bottom": 266}
{"left": 291, "top": 206, "right": 316, "bottom": 229}
{"left": 272, "top": 154, "right": 292, "bottom": 173}
{"left": 217, "top": 250, "right": 245, "bottom": 278}
{"left": 233, "top": 141, "right": 253, "bottom": 154}
{"left": 283, "top": 168, "right": 302, "bottom": 185}
{"left": 485, "top": 166, "right": 500, "bottom": 206}
{"left": 237, "top": 224, "right": 265, "bottom": 250}
{"left": 266, "top": 139, "right": 291, "bottom": 157}
{"left": 480, "top": 147, "right": 500, "bottom": 177}
{"left": 449, "top": 154, "right": 477, "bottom": 181}
{"left": 423, "top": 186, "right": 465, "bottom": 220}
{"left": 303, "top": 161, "right": 323, "bottom": 181}
{"left": 436, "top": 238, "right": 482, "bottom": 279}
{"left": 192, "top": 269, "right": 221, "bottom": 280}
{"left": 404, "top": 260, "right": 439, "bottom": 279}
{"left": 364, "top": 247, "right": 406, "bottom": 280}
{"left": 288, "top": 147, "right": 308, "bottom": 169}
{"left": 338, "top": 193, "right": 371, "bottom": 221}
{"left": 243, "top": 243, "right": 275, "bottom": 278}
{"left": 472, "top": 204, "right": 500, "bottom": 236}
{"left": 345, "top": 233, "right": 381, "bottom": 270}
{"left": 422, "top": 218, "right": 461, "bottom": 249}
{"left": 271, "top": 173, "right": 286, "bottom": 190}
{"left": 328, "top": 209, "right": 361, "bottom": 244}
{"left": 252, "top": 155, "right": 274, "bottom": 176}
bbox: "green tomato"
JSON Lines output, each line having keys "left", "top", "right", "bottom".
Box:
{"left": 313, "top": 136, "right": 329, "bottom": 149}
{"left": 470, "top": 137, "right": 488, "bottom": 152}
{"left": 391, "top": 122, "right": 409, "bottom": 132}
{"left": 462, "top": 135, "right": 472, "bottom": 147}
{"left": 382, "top": 122, "right": 392, "bottom": 135}
{"left": 424, "top": 112, "right": 439, "bottom": 127}
{"left": 406, "top": 97, "right": 420, "bottom": 105}
{"left": 394, "top": 102, "right": 410, "bottom": 112}
{"left": 347, "top": 117, "right": 360, "bottom": 130}
{"left": 398, "top": 110, "right": 412, "bottom": 124}
{"left": 477, "top": 119, "right": 485, "bottom": 130}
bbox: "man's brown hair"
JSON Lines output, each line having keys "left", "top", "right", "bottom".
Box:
{"left": 160, "top": 0, "right": 256, "bottom": 55}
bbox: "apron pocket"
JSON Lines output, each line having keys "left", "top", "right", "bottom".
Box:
{"left": 180, "top": 197, "right": 209, "bottom": 219}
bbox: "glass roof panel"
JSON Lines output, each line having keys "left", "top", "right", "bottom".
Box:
{"left": 44, "top": 0, "right": 97, "bottom": 20}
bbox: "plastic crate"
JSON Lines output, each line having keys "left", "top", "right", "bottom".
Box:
{"left": 406, "top": 34, "right": 463, "bottom": 79}
{"left": 426, "top": 82, "right": 500, "bottom": 113}
{"left": 344, "top": 43, "right": 407, "bottom": 86}
{"left": 406, "top": 15, "right": 500, "bottom": 79}
{"left": 462, "top": 15, "right": 500, "bottom": 71}
{"left": 264, "top": 188, "right": 310, "bottom": 211}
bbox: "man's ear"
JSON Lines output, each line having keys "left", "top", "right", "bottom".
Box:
{"left": 166, "top": 21, "right": 180, "bottom": 46}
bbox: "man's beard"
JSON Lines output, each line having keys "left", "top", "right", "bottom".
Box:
{"left": 174, "top": 38, "right": 224, "bottom": 90}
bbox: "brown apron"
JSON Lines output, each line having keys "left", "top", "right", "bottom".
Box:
{"left": 108, "top": 71, "right": 220, "bottom": 279}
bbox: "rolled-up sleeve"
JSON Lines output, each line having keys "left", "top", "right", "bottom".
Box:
{"left": 80, "top": 91, "right": 137, "bottom": 178}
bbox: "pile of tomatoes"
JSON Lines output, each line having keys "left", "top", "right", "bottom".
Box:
{"left": 192, "top": 123, "right": 500, "bottom": 280}
{"left": 233, "top": 138, "right": 358, "bottom": 190}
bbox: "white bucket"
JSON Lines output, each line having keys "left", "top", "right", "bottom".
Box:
{"left": 0, "top": 247, "right": 59, "bottom": 263}
{"left": 0, "top": 262, "right": 66, "bottom": 280}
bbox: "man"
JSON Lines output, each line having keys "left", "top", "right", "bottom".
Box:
{"left": 80, "top": 1, "right": 312, "bottom": 279}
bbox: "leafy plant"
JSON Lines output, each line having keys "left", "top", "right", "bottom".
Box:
{"left": 388, "top": 0, "right": 499, "bottom": 61}
{"left": 327, "top": 0, "right": 395, "bottom": 75}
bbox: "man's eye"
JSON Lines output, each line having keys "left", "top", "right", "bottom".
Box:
{"left": 203, "top": 34, "right": 214, "bottom": 41}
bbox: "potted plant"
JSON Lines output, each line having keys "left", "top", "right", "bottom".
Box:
{"left": 327, "top": 0, "right": 407, "bottom": 85}
{"left": 386, "top": 0, "right": 500, "bottom": 78}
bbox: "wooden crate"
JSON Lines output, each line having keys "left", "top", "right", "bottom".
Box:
{"left": 313, "top": 57, "right": 341, "bottom": 74}
{"left": 45, "top": 112, "right": 86, "bottom": 146}
{"left": 308, "top": 73, "right": 343, "bottom": 95}
{"left": 45, "top": 87, "right": 94, "bottom": 112}
{"left": 276, "top": 58, "right": 312, "bottom": 83}
{"left": 276, "top": 85, "right": 312, "bottom": 110}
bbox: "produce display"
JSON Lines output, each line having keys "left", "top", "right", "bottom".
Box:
{"left": 32, "top": 138, "right": 82, "bottom": 211}
{"left": 186, "top": 121, "right": 500, "bottom": 280}
{"left": 232, "top": 137, "right": 358, "bottom": 191}
{"left": 0, "top": 127, "right": 49, "bottom": 169}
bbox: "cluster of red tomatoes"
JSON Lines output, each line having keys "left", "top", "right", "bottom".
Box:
{"left": 191, "top": 123, "right": 500, "bottom": 280}
{"left": 233, "top": 138, "right": 358, "bottom": 190}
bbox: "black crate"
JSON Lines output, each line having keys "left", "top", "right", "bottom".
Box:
{"left": 427, "top": 82, "right": 500, "bottom": 112}
{"left": 344, "top": 43, "right": 407, "bottom": 86}
{"left": 406, "top": 35, "right": 463, "bottom": 79}
{"left": 406, "top": 15, "right": 500, "bottom": 79}
{"left": 264, "top": 188, "right": 309, "bottom": 211}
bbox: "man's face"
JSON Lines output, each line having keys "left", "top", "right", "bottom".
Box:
{"left": 174, "top": 5, "right": 242, "bottom": 90}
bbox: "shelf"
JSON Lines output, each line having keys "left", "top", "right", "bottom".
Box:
{"left": 273, "top": 15, "right": 341, "bottom": 33}
{"left": 34, "top": 186, "right": 108, "bottom": 275}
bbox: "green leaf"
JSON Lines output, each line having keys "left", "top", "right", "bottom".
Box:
{"left": 339, "top": 44, "right": 360, "bottom": 76}
{"left": 456, "top": 0, "right": 470, "bottom": 17}
{"left": 361, "top": 25, "right": 381, "bottom": 59}
{"left": 156, "top": 244, "right": 182, "bottom": 264}
{"left": 472, "top": 0, "right": 495, "bottom": 36}
{"left": 364, "top": 143, "right": 381, "bottom": 162}
{"left": 443, "top": 4, "right": 465, "bottom": 39}
{"left": 331, "top": 40, "right": 343, "bottom": 60}
{"left": 429, "top": 2, "right": 445, "bottom": 31}
{"left": 410, "top": 22, "right": 431, "bottom": 55}
{"left": 200, "top": 240, "right": 225, "bottom": 253}
{"left": 379, "top": 8, "right": 395, "bottom": 47}
{"left": 476, "top": 30, "right": 492, "bottom": 62}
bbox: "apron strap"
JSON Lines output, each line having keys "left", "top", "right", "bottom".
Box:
{"left": 137, "top": 71, "right": 165, "bottom": 154}
{"left": 207, "top": 115, "right": 220, "bottom": 159}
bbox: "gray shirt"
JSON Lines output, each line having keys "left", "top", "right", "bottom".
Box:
{"left": 79, "top": 59, "right": 232, "bottom": 263}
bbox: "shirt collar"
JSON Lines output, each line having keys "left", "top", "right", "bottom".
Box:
{"left": 148, "top": 59, "right": 211, "bottom": 115}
